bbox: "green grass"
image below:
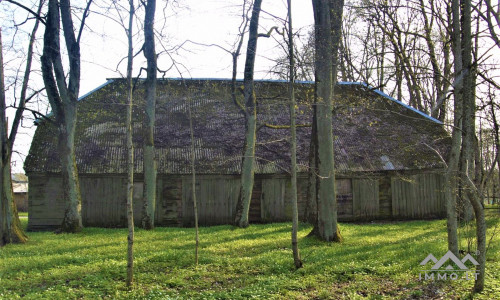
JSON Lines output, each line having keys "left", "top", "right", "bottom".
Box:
{"left": 17, "top": 212, "right": 28, "bottom": 217}
{"left": 1, "top": 214, "right": 499, "bottom": 299}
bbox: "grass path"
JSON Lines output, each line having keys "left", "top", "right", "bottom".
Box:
{"left": 0, "top": 214, "right": 498, "bottom": 299}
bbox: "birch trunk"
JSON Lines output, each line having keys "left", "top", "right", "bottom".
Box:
{"left": 234, "top": 0, "right": 263, "bottom": 228}
{"left": 287, "top": 0, "right": 302, "bottom": 269}
{"left": 142, "top": 0, "right": 157, "bottom": 230}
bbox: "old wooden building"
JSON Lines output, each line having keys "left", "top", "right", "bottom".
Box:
{"left": 25, "top": 79, "right": 450, "bottom": 231}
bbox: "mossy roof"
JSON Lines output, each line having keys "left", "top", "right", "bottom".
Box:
{"left": 24, "top": 78, "right": 450, "bottom": 175}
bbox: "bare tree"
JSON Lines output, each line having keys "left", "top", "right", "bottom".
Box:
{"left": 287, "top": 0, "right": 302, "bottom": 269}
{"left": 125, "top": 0, "right": 136, "bottom": 287}
{"left": 40, "top": 0, "right": 93, "bottom": 233}
{"left": 187, "top": 99, "right": 199, "bottom": 265}
{"left": 0, "top": 0, "right": 44, "bottom": 245}
{"left": 307, "top": 0, "right": 343, "bottom": 242}
{"left": 141, "top": 0, "right": 157, "bottom": 230}
{"left": 234, "top": 0, "right": 264, "bottom": 228}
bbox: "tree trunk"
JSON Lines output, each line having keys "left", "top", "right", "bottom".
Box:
{"left": 0, "top": 43, "right": 27, "bottom": 243}
{"left": 188, "top": 101, "right": 199, "bottom": 265}
{"left": 462, "top": 0, "right": 485, "bottom": 291}
{"left": 0, "top": 27, "right": 9, "bottom": 246}
{"left": 287, "top": 0, "right": 302, "bottom": 269}
{"left": 0, "top": 0, "right": 42, "bottom": 245}
{"left": 41, "top": 0, "right": 87, "bottom": 233}
{"left": 234, "top": 0, "right": 263, "bottom": 228}
{"left": 445, "top": 0, "right": 465, "bottom": 256}
{"left": 142, "top": 0, "right": 157, "bottom": 230}
{"left": 310, "top": 0, "right": 342, "bottom": 242}
{"left": 59, "top": 105, "right": 83, "bottom": 232}
{"left": 125, "top": 0, "right": 135, "bottom": 287}
{"left": 304, "top": 124, "right": 317, "bottom": 225}
{"left": 0, "top": 156, "right": 27, "bottom": 245}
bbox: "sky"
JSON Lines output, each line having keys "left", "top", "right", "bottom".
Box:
{"left": 1, "top": 0, "right": 315, "bottom": 173}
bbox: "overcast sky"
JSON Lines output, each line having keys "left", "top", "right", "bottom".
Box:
{"left": 1, "top": 0, "right": 315, "bottom": 173}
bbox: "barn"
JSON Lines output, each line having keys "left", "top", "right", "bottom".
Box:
{"left": 24, "top": 78, "right": 450, "bottom": 231}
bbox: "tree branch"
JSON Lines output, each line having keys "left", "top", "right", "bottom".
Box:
{"left": 4, "top": 0, "right": 46, "bottom": 25}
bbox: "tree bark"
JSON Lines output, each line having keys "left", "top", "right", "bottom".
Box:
{"left": 125, "top": 0, "right": 135, "bottom": 287}
{"left": 287, "top": 0, "right": 303, "bottom": 269}
{"left": 0, "top": 0, "right": 43, "bottom": 244}
{"left": 40, "top": 0, "right": 89, "bottom": 233}
{"left": 309, "top": 0, "right": 342, "bottom": 242}
{"left": 444, "top": 0, "right": 464, "bottom": 256}
{"left": 142, "top": 0, "right": 157, "bottom": 230}
{"left": 234, "top": 0, "right": 263, "bottom": 228}
{"left": 461, "top": 0, "right": 486, "bottom": 291}
{"left": 188, "top": 101, "right": 199, "bottom": 265}
{"left": 0, "top": 28, "right": 27, "bottom": 245}
{"left": 58, "top": 106, "right": 83, "bottom": 232}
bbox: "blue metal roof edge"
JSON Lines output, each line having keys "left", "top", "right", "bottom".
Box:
{"left": 78, "top": 79, "right": 115, "bottom": 101}
{"left": 337, "top": 81, "right": 443, "bottom": 124}
{"left": 34, "top": 79, "right": 115, "bottom": 125}
{"left": 109, "top": 77, "right": 318, "bottom": 85}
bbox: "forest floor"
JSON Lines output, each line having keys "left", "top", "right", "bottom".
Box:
{"left": 0, "top": 212, "right": 499, "bottom": 299}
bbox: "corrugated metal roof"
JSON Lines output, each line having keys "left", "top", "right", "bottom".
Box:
{"left": 25, "top": 79, "right": 450, "bottom": 175}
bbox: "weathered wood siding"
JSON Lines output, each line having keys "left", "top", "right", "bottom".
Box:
{"left": 81, "top": 176, "right": 127, "bottom": 227}
{"left": 352, "top": 179, "right": 379, "bottom": 218}
{"left": 27, "top": 172, "right": 447, "bottom": 230}
{"left": 337, "top": 179, "right": 353, "bottom": 219}
{"left": 378, "top": 177, "right": 392, "bottom": 218}
{"left": 156, "top": 177, "right": 182, "bottom": 226}
{"left": 391, "top": 173, "right": 445, "bottom": 219}
{"left": 261, "top": 178, "right": 288, "bottom": 222}
{"left": 28, "top": 175, "right": 65, "bottom": 231}
{"left": 181, "top": 176, "right": 240, "bottom": 226}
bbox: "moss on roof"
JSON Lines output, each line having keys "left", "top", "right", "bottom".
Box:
{"left": 24, "top": 79, "right": 450, "bottom": 175}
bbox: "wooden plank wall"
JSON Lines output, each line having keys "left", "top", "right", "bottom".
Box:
{"left": 261, "top": 177, "right": 312, "bottom": 222}
{"left": 156, "top": 177, "right": 182, "bottom": 226}
{"left": 261, "top": 178, "right": 288, "bottom": 222}
{"left": 378, "top": 177, "right": 392, "bottom": 218}
{"left": 181, "top": 176, "right": 240, "bottom": 226}
{"left": 337, "top": 179, "right": 353, "bottom": 219}
{"left": 391, "top": 173, "right": 445, "bottom": 218}
{"left": 80, "top": 176, "right": 127, "bottom": 227}
{"left": 352, "top": 179, "right": 379, "bottom": 218}
{"left": 27, "top": 172, "right": 447, "bottom": 230}
{"left": 27, "top": 176, "right": 65, "bottom": 231}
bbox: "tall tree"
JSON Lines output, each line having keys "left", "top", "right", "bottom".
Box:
{"left": 125, "top": 0, "right": 135, "bottom": 287}
{"left": 40, "top": 0, "right": 92, "bottom": 233}
{"left": 458, "top": 0, "right": 486, "bottom": 291}
{"left": 444, "top": 0, "right": 463, "bottom": 256}
{"left": 287, "top": 0, "right": 302, "bottom": 269}
{"left": 0, "top": 0, "right": 43, "bottom": 246}
{"left": 141, "top": 0, "right": 157, "bottom": 229}
{"left": 188, "top": 99, "right": 199, "bottom": 265}
{"left": 234, "top": 0, "right": 263, "bottom": 228}
{"left": 0, "top": 28, "right": 26, "bottom": 246}
{"left": 308, "top": 0, "right": 343, "bottom": 242}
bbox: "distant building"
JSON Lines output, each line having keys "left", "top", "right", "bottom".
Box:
{"left": 25, "top": 79, "right": 450, "bottom": 231}
{"left": 12, "top": 173, "right": 28, "bottom": 212}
